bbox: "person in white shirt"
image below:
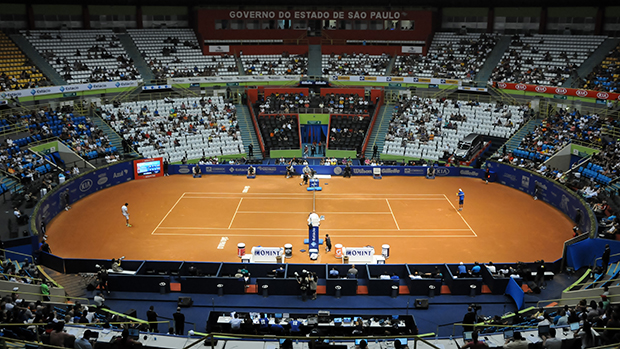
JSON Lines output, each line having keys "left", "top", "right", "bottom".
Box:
{"left": 486, "top": 262, "right": 497, "bottom": 274}
{"left": 308, "top": 212, "right": 320, "bottom": 227}
{"left": 121, "top": 203, "right": 131, "bottom": 227}
{"left": 229, "top": 313, "right": 242, "bottom": 332}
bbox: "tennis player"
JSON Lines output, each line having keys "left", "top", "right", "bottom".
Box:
{"left": 457, "top": 189, "right": 464, "bottom": 211}
{"left": 121, "top": 203, "right": 131, "bottom": 227}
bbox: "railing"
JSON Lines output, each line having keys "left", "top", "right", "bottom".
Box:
{"left": 361, "top": 91, "right": 385, "bottom": 158}
{"left": 186, "top": 333, "right": 440, "bottom": 349}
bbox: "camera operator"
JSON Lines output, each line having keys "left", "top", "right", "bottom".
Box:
{"left": 96, "top": 264, "right": 109, "bottom": 294}
{"left": 295, "top": 270, "right": 310, "bottom": 301}
{"left": 111, "top": 256, "right": 125, "bottom": 272}
{"left": 343, "top": 163, "right": 352, "bottom": 178}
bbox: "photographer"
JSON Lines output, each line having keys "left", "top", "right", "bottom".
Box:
{"left": 111, "top": 256, "right": 125, "bottom": 272}
{"left": 343, "top": 163, "right": 352, "bottom": 178}
{"left": 295, "top": 270, "right": 310, "bottom": 301}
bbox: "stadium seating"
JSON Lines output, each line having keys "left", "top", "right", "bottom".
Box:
{"left": 581, "top": 43, "right": 620, "bottom": 93}
{"left": 328, "top": 115, "right": 371, "bottom": 151}
{"left": 21, "top": 30, "right": 139, "bottom": 84}
{"left": 257, "top": 114, "right": 300, "bottom": 151}
{"left": 242, "top": 53, "right": 307, "bottom": 75}
{"left": 382, "top": 97, "right": 526, "bottom": 161}
{"left": 392, "top": 32, "right": 499, "bottom": 79}
{"left": 491, "top": 34, "right": 606, "bottom": 85}
{"left": 322, "top": 53, "right": 391, "bottom": 76}
{"left": 128, "top": 29, "right": 239, "bottom": 78}
{"left": 101, "top": 96, "right": 244, "bottom": 163}
{"left": 0, "top": 31, "right": 48, "bottom": 91}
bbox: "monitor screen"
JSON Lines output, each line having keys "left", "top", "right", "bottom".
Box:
{"left": 136, "top": 160, "right": 161, "bottom": 176}
{"left": 275, "top": 313, "right": 283, "bottom": 319}
{"left": 128, "top": 328, "right": 139, "bottom": 338}
{"left": 395, "top": 338, "right": 408, "bottom": 346}
{"left": 355, "top": 339, "right": 363, "bottom": 345}
{"left": 504, "top": 329, "right": 514, "bottom": 339}
{"left": 463, "top": 331, "right": 473, "bottom": 341}
{"left": 279, "top": 339, "right": 286, "bottom": 344}
{"left": 538, "top": 325, "right": 550, "bottom": 337}
{"left": 570, "top": 322, "right": 580, "bottom": 331}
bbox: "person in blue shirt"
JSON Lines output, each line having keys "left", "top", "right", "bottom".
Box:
{"left": 457, "top": 262, "right": 468, "bottom": 278}
{"left": 457, "top": 189, "right": 465, "bottom": 211}
{"left": 259, "top": 316, "right": 270, "bottom": 331}
{"left": 289, "top": 319, "right": 301, "bottom": 334}
{"left": 471, "top": 262, "right": 481, "bottom": 276}
{"left": 390, "top": 273, "right": 400, "bottom": 280}
{"left": 270, "top": 318, "right": 284, "bottom": 335}
{"left": 329, "top": 267, "right": 339, "bottom": 278}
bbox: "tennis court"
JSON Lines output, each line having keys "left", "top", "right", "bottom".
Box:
{"left": 46, "top": 175, "right": 575, "bottom": 264}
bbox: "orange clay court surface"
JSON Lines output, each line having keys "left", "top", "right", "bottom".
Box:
{"left": 46, "top": 175, "right": 575, "bottom": 264}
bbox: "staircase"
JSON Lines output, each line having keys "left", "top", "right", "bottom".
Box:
{"left": 91, "top": 114, "right": 141, "bottom": 158}
{"left": 496, "top": 118, "right": 542, "bottom": 155}
{"left": 41, "top": 266, "right": 88, "bottom": 299}
{"left": 236, "top": 54, "right": 245, "bottom": 75}
{"left": 363, "top": 104, "right": 392, "bottom": 158}
{"left": 0, "top": 174, "right": 23, "bottom": 197}
{"left": 307, "top": 45, "right": 322, "bottom": 76}
{"left": 236, "top": 104, "right": 263, "bottom": 160}
{"left": 118, "top": 34, "right": 155, "bottom": 83}
{"left": 475, "top": 35, "right": 511, "bottom": 83}
{"left": 9, "top": 34, "right": 66, "bottom": 86}
{"left": 385, "top": 55, "right": 397, "bottom": 75}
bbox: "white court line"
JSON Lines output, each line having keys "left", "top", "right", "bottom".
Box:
{"left": 150, "top": 192, "right": 186, "bottom": 235}
{"left": 156, "top": 226, "right": 470, "bottom": 231}
{"left": 443, "top": 194, "right": 478, "bottom": 237}
{"left": 183, "top": 192, "right": 444, "bottom": 196}
{"left": 152, "top": 232, "right": 476, "bottom": 238}
{"left": 184, "top": 196, "right": 445, "bottom": 201}
{"left": 227, "top": 198, "right": 244, "bottom": 229}
{"left": 385, "top": 199, "right": 400, "bottom": 230}
{"left": 236, "top": 211, "right": 392, "bottom": 215}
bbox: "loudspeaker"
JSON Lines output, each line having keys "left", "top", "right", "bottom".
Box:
{"left": 86, "top": 281, "right": 98, "bottom": 291}
{"left": 124, "top": 309, "right": 137, "bottom": 318}
{"left": 414, "top": 299, "right": 429, "bottom": 309}
{"left": 178, "top": 297, "right": 193, "bottom": 307}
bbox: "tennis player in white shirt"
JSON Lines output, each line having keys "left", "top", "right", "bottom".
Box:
{"left": 121, "top": 203, "right": 131, "bottom": 227}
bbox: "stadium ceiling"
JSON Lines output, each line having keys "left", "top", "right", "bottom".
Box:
{"left": 15, "top": 0, "right": 618, "bottom": 7}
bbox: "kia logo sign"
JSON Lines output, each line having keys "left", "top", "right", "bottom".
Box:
{"left": 497, "top": 82, "right": 507, "bottom": 88}
{"left": 79, "top": 179, "right": 93, "bottom": 192}
{"left": 535, "top": 86, "right": 547, "bottom": 93}
{"left": 555, "top": 88, "right": 567, "bottom": 95}
{"left": 515, "top": 84, "right": 527, "bottom": 91}
{"left": 435, "top": 168, "right": 450, "bottom": 176}
{"left": 575, "top": 90, "right": 588, "bottom": 97}
{"left": 597, "top": 92, "right": 610, "bottom": 99}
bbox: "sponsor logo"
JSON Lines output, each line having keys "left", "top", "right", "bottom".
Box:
{"left": 257, "top": 166, "right": 277, "bottom": 172}
{"left": 560, "top": 195, "right": 570, "bottom": 213}
{"left": 97, "top": 175, "right": 108, "bottom": 185}
{"left": 0, "top": 93, "right": 5, "bottom": 99}
{"left": 345, "top": 249, "right": 373, "bottom": 257}
{"left": 113, "top": 169, "right": 128, "bottom": 178}
{"left": 404, "top": 168, "right": 424, "bottom": 175}
{"left": 412, "top": 77, "right": 419, "bottom": 83}
{"left": 555, "top": 88, "right": 567, "bottom": 95}
{"left": 87, "top": 84, "right": 93, "bottom": 90}
{"left": 115, "top": 82, "right": 121, "bottom": 88}
{"left": 255, "top": 248, "right": 280, "bottom": 257}
{"left": 59, "top": 87, "right": 65, "bottom": 92}
{"left": 178, "top": 166, "right": 190, "bottom": 174}
{"left": 252, "top": 76, "right": 266, "bottom": 80}
{"left": 79, "top": 179, "right": 93, "bottom": 192}
{"left": 435, "top": 168, "right": 450, "bottom": 176}
{"left": 352, "top": 168, "right": 372, "bottom": 175}
{"left": 534, "top": 181, "right": 548, "bottom": 191}
{"left": 459, "top": 170, "right": 479, "bottom": 177}
{"left": 359, "top": 76, "right": 365, "bottom": 81}
{"left": 535, "top": 86, "right": 547, "bottom": 93}
{"left": 92, "top": 83, "right": 107, "bottom": 89}
{"left": 440, "top": 79, "right": 446, "bottom": 84}
{"left": 521, "top": 175, "right": 530, "bottom": 188}
{"left": 43, "top": 204, "right": 49, "bottom": 213}
{"left": 503, "top": 173, "right": 517, "bottom": 182}
{"left": 515, "top": 84, "right": 527, "bottom": 91}
{"left": 31, "top": 89, "right": 37, "bottom": 95}
{"left": 497, "top": 82, "right": 507, "bottom": 88}
{"left": 229, "top": 167, "right": 235, "bottom": 173}
{"left": 381, "top": 168, "right": 401, "bottom": 174}
{"left": 597, "top": 92, "right": 610, "bottom": 99}
{"left": 575, "top": 90, "right": 588, "bottom": 97}
{"left": 333, "top": 167, "right": 343, "bottom": 175}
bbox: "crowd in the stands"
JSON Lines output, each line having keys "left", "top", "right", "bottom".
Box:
{"left": 257, "top": 93, "right": 373, "bottom": 115}
{"left": 244, "top": 53, "right": 308, "bottom": 75}
{"left": 581, "top": 44, "right": 620, "bottom": 93}
{"left": 323, "top": 53, "right": 391, "bottom": 76}
{"left": 392, "top": 33, "right": 498, "bottom": 79}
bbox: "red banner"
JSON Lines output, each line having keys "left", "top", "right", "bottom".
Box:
{"left": 493, "top": 82, "right": 620, "bottom": 101}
